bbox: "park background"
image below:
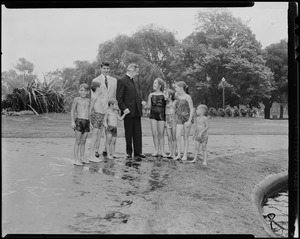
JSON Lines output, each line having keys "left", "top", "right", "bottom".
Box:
{"left": 2, "top": 3, "right": 288, "bottom": 119}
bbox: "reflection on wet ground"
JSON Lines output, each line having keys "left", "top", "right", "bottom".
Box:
{"left": 2, "top": 152, "right": 183, "bottom": 234}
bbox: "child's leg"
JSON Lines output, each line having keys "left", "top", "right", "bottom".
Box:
{"left": 202, "top": 142, "right": 208, "bottom": 165}
{"left": 174, "top": 124, "right": 183, "bottom": 160}
{"left": 106, "top": 132, "right": 113, "bottom": 159}
{"left": 150, "top": 119, "right": 159, "bottom": 156}
{"left": 190, "top": 140, "right": 200, "bottom": 163}
{"left": 101, "top": 130, "right": 107, "bottom": 154}
{"left": 89, "top": 128, "right": 102, "bottom": 162}
{"left": 166, "top": 127, "right": 173, "bottom": 157}
{"left": 157, "top": 121, "right": 166, "bottom": 156}
{"left": 181, "top": 122, "right": 191, "bottom": 161}
{"left": 95, "top": 129, "right": 103, "bottom": 154}
{"left": 111, "top": 137, "right": 117, "bottom": 157}
{"left": 80, "top": 132, "right": 89, "bottom": 163}
{"left": 171, "top": 126, "right": 177, "bottom": 157}
{"left": 74, "top": 131, "right": 83, "bottom": 165}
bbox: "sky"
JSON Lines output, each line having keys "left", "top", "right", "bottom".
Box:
{"left": 1, "top": 2, "right": 288, "bottom": 81}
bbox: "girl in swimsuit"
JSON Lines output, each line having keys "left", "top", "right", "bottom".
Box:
{"left": 174, "top": 81, "right": 194, "bottom": 161}
{"left": 165, "top": 89, "right": 177, "bottom": 158}
{"left": 147, "top": 78, "right": 167, "bottom": 157}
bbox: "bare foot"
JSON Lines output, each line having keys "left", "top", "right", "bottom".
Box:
{"left": 74, "top": 161, "right": 83, "bottom": 166}
{"left": 174, "top": 155, "right": 181, "bottom": 161}
{"left": 89, "top": 157, "right": 102, "bottom": 163}
{"left": 162, "top": 153, "right": 168, "bottom": 158}
{"left": 152, "top": 152, "right": 159, "bottom": 157}
{"left": 203, "top": 161, "right": 207, "bottom": 166}
{"left": 181, "top": 156, "right": 187, "bottom": 161}
{"left": 107, "top": 155, "right": 114, "bottom": 160}
{"left": 81, "top": 158, "right": 90, "bottom": 164}
{"left": 189, "top": 159, "right": 196, "bottom": 163}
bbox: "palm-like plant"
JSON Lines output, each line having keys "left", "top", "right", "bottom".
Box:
{"left": 2, "top": 75, "right": 75, "bottom": 114}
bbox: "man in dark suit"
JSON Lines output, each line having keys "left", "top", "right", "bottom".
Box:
{"left": 116, "top": 63, "right": 146, "bottom": 160}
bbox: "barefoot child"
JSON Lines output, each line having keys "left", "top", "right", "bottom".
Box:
{"left": 165, "top": 89, "right": 177, "bottom": 158}
{"left": 174, "top": 81, "right": 194, "bottom": 161}
{"left": 71, "top": 83, "right": 91, "bottom": 166}
{"left": 190, "top": 104, "right": 209, "bottom": 165}
{"left": 89, "top": 82, "right": 106, "bottom": 162}
{"left": 104, "top": 98, "right": 129, "bottom": 159}
{"left": 147, "top": 78, "right": 167, "bottom": 157}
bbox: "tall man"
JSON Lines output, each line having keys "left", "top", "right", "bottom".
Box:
{"left": 91, "top": 61, "right": 117, "bottom": 157}
{"left": 116, "top": 63, "right": 146, "bottom": 160}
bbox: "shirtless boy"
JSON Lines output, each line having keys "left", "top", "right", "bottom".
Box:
{"left": 190, "top": 104, "right": 209, "bottom": 165}
{"left": 104, "top": 98, "right": 128, "bottom": 159}
{"left": 71, "top": 83, "right": 91, "bottom": 166}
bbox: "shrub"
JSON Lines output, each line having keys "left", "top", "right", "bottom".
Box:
{"left": 240, "top": 108, "right": 247, "bottom": 117}
{"left": 218, "top": 108, "right": 225, "bottom": 117}
{"left": 253, "top": 108, "right": 258, "bottom": 117}
{"left": 1, "top": 78, "right": 76, "bottom": 114}
{"left": 247, "top": 108, "right": 253, "bottom": 117}
{"left": 233, "top": 108, "right": 240, "bottom": 117}
{"left": 208, "top": 107, "right": 218, "bottom": 117}
{"left": 225, "top": 107, "right": 233, "bottom": 117}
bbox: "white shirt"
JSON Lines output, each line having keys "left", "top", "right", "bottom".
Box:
{"left": 91, "top": 74, "right": 117, "bottom": 112}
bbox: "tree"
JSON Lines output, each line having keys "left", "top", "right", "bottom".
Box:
{"left": 96, "top": 24, "right": 179, "bottom": 86}
{"left": 2, "top": 58, "right": 38, "bottom": 96}
{"left": 132, "top": 24, "right": 179, "bottom": 85}
{"left": 97, "top": 34, "right": 139, "bottom": 78}
{"left": 181, "top": 9, "right": 273, "bottom": 109}
{"left": 263, "top": 39, "right": 288, "bottom": 119}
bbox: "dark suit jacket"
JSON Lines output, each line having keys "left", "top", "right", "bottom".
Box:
{"left": 117, "top": 74, "right": 143, "bottom": 117}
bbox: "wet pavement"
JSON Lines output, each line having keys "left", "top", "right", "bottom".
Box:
{"left": 2, "top": 135, "right": 288, "bottom": 236}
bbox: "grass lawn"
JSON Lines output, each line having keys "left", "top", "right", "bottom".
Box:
{"left": 2, "top": 113, "right": 288, "bottom": 138}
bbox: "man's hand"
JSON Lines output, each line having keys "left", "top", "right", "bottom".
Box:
{"left": 71, "top": 122, "right": 75, "bottom": 129}
{"left": 141, "top": 101, "right": 147, "bottom": 107}
{"left": 124, "top": 108, "right": 130, "bottom": 115}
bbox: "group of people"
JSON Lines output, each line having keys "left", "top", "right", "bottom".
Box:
{"left": 71, "top": 61, "right": 209, "bottom": 166}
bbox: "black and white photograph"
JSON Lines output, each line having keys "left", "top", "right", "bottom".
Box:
{"left": 2, "top": 2, "right": 296, "bottom": 237}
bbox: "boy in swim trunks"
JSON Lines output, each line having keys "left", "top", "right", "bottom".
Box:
{"left": 89, "top": 81, "right": 106, "bottom": 162}
{"left": 71, "top": 83, "right": 91, "bottom": 166}
{"left": 104, "top": 98, "right": 128, "bottom": 159}
{"left": 190, "top": 104, "right": 209, "bottom": 165}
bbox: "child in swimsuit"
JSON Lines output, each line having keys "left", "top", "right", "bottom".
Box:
{"left": 89, "top": 82, "right": 106, "bottom": 162}
{"left": 71, "top": 83, "right": 91, "bottom": 166}
{"left": 147, "top": 78, "right": 167, "bottom": 157}
{"left": 103, "top": 98, "right": 128, "bottom": 159}
{"left": 165, "top": 89, "right": 177, "bottom": 158}
{"left": 174, "top": 81, "right": 194, "bottom": 161}
{"left": 190, "top": 104, "right": 209, "bottom": 165}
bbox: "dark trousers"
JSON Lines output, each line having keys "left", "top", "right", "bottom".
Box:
{"left": 124, "top": 116, "right": 142, "bottom": 156}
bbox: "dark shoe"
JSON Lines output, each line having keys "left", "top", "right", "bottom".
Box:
{"left": 134, "top": 156, "right": 142, "bottom": 162}
{"left": 102, "top": 151, "right": 107, "bottom": 156}
{"left": 135, "top": 154, "right": 146, "bottom": 158}
{"left": 126, "top": 154, "right": 132, "bottom": 160}
{"left": 95, "top": 151, "right": 100, "bottom": 158}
